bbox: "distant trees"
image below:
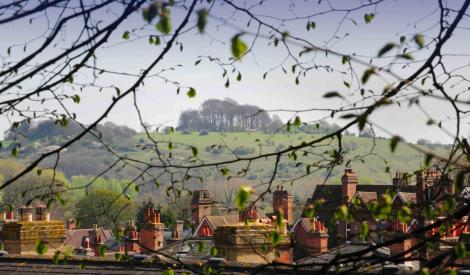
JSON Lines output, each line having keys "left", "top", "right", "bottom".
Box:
{"left": 74, "top": 189, "right": 135, "bottom": 230}
{"left": 5, "top": 120, "right": 136, "bottom": 145}
{"left": 177, "top": 98, "right": 272, "bottom": 132}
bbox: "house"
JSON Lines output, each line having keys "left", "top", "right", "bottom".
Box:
{"left": 193, "top": 215, "right": 239, "bottom": 238}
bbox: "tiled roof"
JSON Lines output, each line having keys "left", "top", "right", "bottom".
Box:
{"left": 397, "top": 192, "right": 416, "bottom": 204}
{"left": 64, "top": 227, "right": 114, "bottom": 248}
{"left": 205, "top": 215, "right": 239, "bottom": 229}
{"left": 303, "top": 184, "right": 417, "bottom": 227}
{"left": 296, "top": 218, "right": 327, "bottom": 233}
{"left": 355, "top": 191, "right": 377, "bottom": 203}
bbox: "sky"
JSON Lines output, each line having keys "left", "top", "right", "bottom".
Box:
{"left": 1, "top": 0, "right": 469, "bottom": 143}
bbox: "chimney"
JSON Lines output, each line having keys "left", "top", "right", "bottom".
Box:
{"left": 89, "top": 224, "right": 104, "bottom": 257}
{"left": 191, "top": 190, "right": 213, "bottom": 225}
{"left": 82, "top": 236, "right": 91, "bottom": 249}
{"left": 239, "top": 203, "right": 259, "bottom": 223}
{"left": 140, "top": 212, "right": 165, "bottom": 253}
{"left": 393, "top": 172, "right": 403, "bottom": 189}
{"left": 342, "top": 169, "right": 358, "bottom": 202}
{"left": 173, "top": 220, "right": 184, "bottom": 239}
{"left": 125, "top": 221, "right": 140, "bottom": 253}
{"left": 66, "top": 219, "right": 76, "bottom": 230}
{"left": 5, "top": 209, "right": 14, "bottom": 220}
{"left": 294, "top": 218, "right": 329, "bottom": 256}
{"left": 18, "top": 206, "right": 33, "bottom": 222}
{"left": 390, "top": 221, "right": 413, "bottom": 260}
{"left": 35, "top": 204, "right": 50, "bottom": 221}
{"left": 273, "top": 185, "right": 293, "bottom": 225}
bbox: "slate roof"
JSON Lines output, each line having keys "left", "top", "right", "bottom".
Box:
{"left": 293, "top": 218, "right": 327, "bottom": 233}
{"left": 205, "top": 215, "right": 239, "bottom": 229}
{"left": 303, "top": 184, "right": 417, "bottom": 227}
{"left": 64, "top": 227, "right": 114, "bottom": 248}
{"left": 396, "top": 192, "right": 417, "bottom": 204}
{"left": 355, "top": 191, "right": 378, "bottom": 203}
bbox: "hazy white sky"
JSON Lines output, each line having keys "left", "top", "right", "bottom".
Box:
{"left": 1, "top": 0, "right": 469, "bottom": 143}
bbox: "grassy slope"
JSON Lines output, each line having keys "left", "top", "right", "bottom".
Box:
{"left": 129, "top": 131, "right": 447, "bottom": 201}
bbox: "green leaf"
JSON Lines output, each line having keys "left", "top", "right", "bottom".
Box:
{"left": 156, "top": 7, "right": 171, "bottom": 34}
{"left": 341, "top": 55, "right": 349, "bottom": 65}
{"left": 98, "top": 245, "right": 106, "bottom": 257}
{"left": 390, "top": 135, "right": 401, "bottom": 152}
{"left": 236, "top": 185, "right": 252, "bottom": 210}
{"left": 400, "top": 36, "right": 406, "bottom": 44}
{"left": 122, "top": 31, "right": 130, "bottom": 40}
{"left": 65, "top": 75, "right": 74, "bottom": 84}
{"left": 377, "top": 43, "right": 396, "bottom": 57}
{"left": 364, "top": 13, "right": 375, "bottom": 24}
{"left": 414, "top": 34, "right": 425, "bottom": 48}
{"left": 231, "top": 34, "right": 248, "bottom": 60}
{"left": 323, "top": 91, "right": 344, "bottom": 99}
{"left": 334, "top": 205, "right": 352, "bottom": 222}
{"left": 11, "top": 146, "right": 19, "bottom": 158}
{"left": 53, "top": 251, "right": 61, "bottom": 264}
{"left": 399, "top": 53, "right": 414, "bottom": 60}
{"left": 196, "top": 9, "right": 208, "bottom": 33}
{"left": 236, "top": 72, "right": 242, "bottom": 81}
{"left": 191, "top": 146, "right": 198, "bottom": 157}
{"left": 143, "top": 3, "right": 159, "bottom": 23}
{"left": 210, "top": 247, "right": 218, "bottom": 257}
{"left": 360, "top": 222, "right": 369, "bottom": 240}
{"left": 456, "top": 170, "right": 467, "bottom": 193}
{"left": 294, "top": 116, "right": 301, "bottom": 127}
{"left": 71, "top": 94, "right": 80, "bottom": 104}
{"left": 397, "top": 206, "right": 412, "bottom": 223}
{"left": 35, "top": 240, "right": 48, "bottom": 255}
{"left": 271, "top": 231, "right": 282, "bottom": 245}
{"left": 361, "top": 68, "right": 376, "bottom": 84}
{"left": 197, "top": 241, "right": 204, "bottom": 253}
{"left": 186, "top": 87, "right": 196, "bottom": 98}
{"left": 455, "top": 242, "right": 467, "bottom": 259}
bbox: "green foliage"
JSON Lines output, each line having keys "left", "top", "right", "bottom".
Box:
{"left": 197, "top": 9, "right": 208, "bottom": 33}
{"left": 35, "top": 239, "right": 47, "bottom": 255}
{"left": 364, "top": 13, "right": 375, "bottom": 23}
{"left": 186, "top": 87, "right": 196, "bottom": 98}
{"left": 156, "top": 7, "right": 171, "bottom": 34}
{"left": 74, "top": 189, "right": 136, "bottom": 230}
{"left": 0, "top": 159, "right": 69, "bottom": 207}
{"left": 236, "top": 185, "right": 252, "bottom": 210}
{"left": 69, "top": 176, "right": 137, "bottom": 202}
{"left": 136, "top": 197, "right": 156, "bottom": 231}
{"left": 377, "top": 43, "right": 396, "bottom": 57}
{"left": 231, "top": 34, "right": 248, "bottom": 60}
{"left": 414, "top": 34, "right": 425, "bottom": 48}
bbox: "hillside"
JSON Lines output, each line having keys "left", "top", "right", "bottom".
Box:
{"left": 1, "top": 127, "right": 450, "bottom": 202}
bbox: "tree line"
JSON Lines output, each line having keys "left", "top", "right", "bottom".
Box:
{"left": 177, "top": 98, "right": 277, "bottom": 132}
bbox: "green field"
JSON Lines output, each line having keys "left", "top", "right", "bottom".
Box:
{"left": 127, "top": 131, "right": 448, "bottom": 201}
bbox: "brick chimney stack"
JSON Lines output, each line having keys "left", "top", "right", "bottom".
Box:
{"left": 273, "top": 185, "right": 293, "bottom": 225}
{"left": 35, "top": 204, "right": 50, "bottom": 221}
{"left": 18, "top": 206, "right": 33, "bottom": 222}
{"left": 5, "top": 209, "right": 14, "bottom": 220}
{"left": 89, "top": 224, "right": 104, "bottom": 257}
{"left": 125, "top": 220, "right": 140, "bottom": 253}
{"left": 190, "top": 190, "right": 213, "bottom": 225}
{"left": 140, "top": 207, "right": 165, "bottom": 253}
{"left": 390, "top": 221, "right": 413, "bottom": 260}
{"left": 65, "top": 219, "right": 76, "bottom": 230}
{"left": 342, "top": 169, "right": 358, "bottom": 202}
{"left": 392, "top": 172, "right": 403, "bottom": 189}
{"left": 239, "top": 203, "right": 259, "bottom": 223}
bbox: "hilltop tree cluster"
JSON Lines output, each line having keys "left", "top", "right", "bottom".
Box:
{"left": 177, "top": 98, "right": 277, "bottom": 132}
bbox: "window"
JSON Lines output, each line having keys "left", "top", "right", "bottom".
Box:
{"left": 345, "top": 222, "right": 351, "bottom": 243}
